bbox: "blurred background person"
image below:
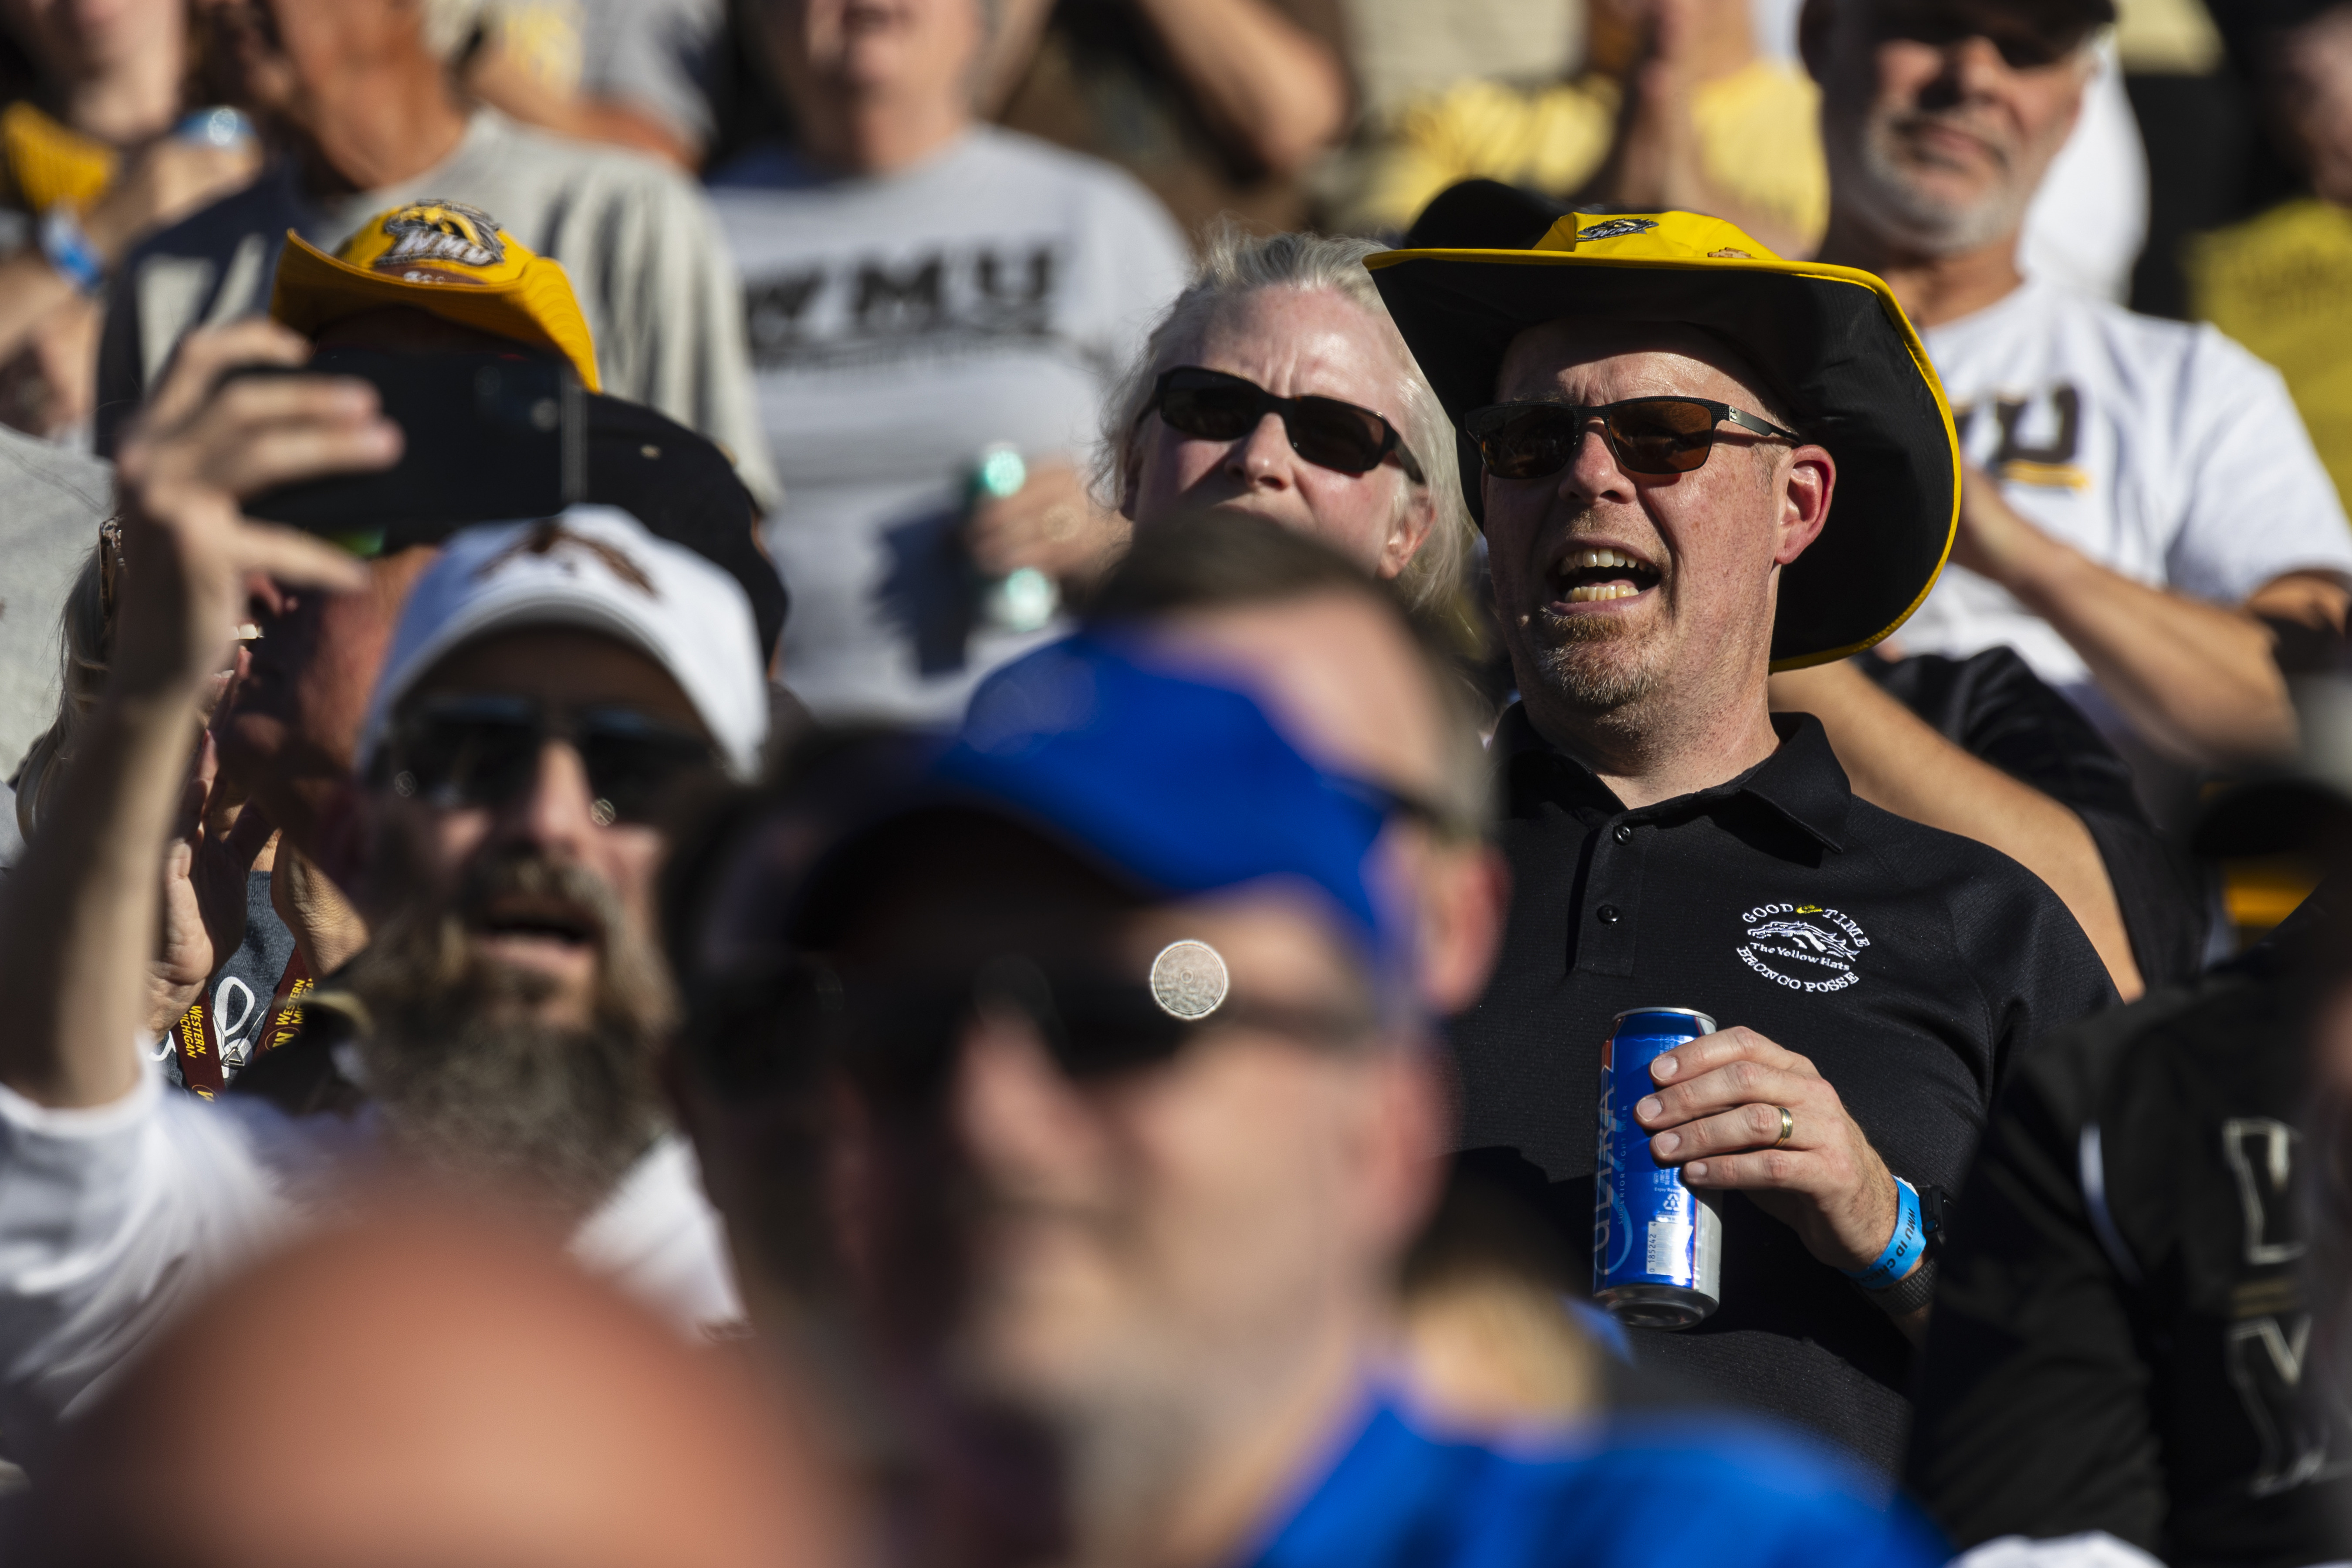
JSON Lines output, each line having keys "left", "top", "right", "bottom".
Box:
{"left": 2187, "top": 1, "right": 2352, "bottom": 517}
{"left": 978, "top": 0, "right": 1353, "bottom": 239}
{"left": 1342, "top": 0, "right": 1826, "bottom": 256}
{"left": 460, "top": 0, "right": 726, "bottom": 171}
{"left": 1803, "top": 0, "right": 2352, "bottom": 864}
{"left": 19, "top": 1206, "right": 851, "bottom": 1567}
{"left": 90, "top": 0, "right": 777, "bottom": 511}
{"left": 1102, "top": 228, "right": 1473, "bottom": 624}
{"left": 1331, "top": 0, "right": 2146, "bottom": 305}
{"left": 714, "top": 0, "right": 1189, "bottom": 726}
{"left": 1906, "top": 678, "right": 2352, "bottom": 1565}
{"left": 0, "top": 0, "right": 258, "bottom": 439}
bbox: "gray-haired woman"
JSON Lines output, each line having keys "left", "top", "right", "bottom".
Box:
{"left": 1101, "top": 226, "right": 1473, "bottom": 612}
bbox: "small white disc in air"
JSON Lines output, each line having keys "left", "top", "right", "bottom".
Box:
{"left": 1149, "top": 940, "right": 1230, "bottom": 1021}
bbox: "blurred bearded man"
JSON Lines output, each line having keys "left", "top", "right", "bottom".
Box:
{"left": 0, "top": 324, "right": 767, "bottom": 1473}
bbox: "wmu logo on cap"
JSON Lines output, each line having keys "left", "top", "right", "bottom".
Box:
{"left": 268, "top": 197, "right": 603, "bottom": 392}
{"left": 374, "top": 200, "right": 509, "bottom": 284}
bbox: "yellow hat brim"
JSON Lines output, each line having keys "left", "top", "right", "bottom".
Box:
{"left": 270, "top": 229, "right": 602, "bottom": 394}
{"left": 1368, "top": 210, "right": 1961, "bottom": 671}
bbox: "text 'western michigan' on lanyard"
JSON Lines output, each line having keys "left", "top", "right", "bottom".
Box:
{"left": 172, "top": 951, "right": 313, "bottom": 1099}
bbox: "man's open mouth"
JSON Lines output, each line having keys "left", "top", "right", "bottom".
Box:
{"left": 1553, "top": 547, "right": 1661, "bottom": 604}
{"left": 472, "top": 897, "right": 602, "bottom": 950}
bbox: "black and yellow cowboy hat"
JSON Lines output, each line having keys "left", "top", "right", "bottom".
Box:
{"left": 1367, "top": 181, "right": 1960, "bottom": 671}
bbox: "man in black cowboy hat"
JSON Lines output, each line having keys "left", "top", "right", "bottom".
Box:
{"left": 1370, "top": 194, "right": 2115, "bottom": 1471}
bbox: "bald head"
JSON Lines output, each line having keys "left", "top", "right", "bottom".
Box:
{"left": 33, "top": 1209, "right": 849, "bottom": 1568}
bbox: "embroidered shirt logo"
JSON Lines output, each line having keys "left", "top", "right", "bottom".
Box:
{"left": 1737, "top": 903, "right": 1868, "bottom": 993}
{"left": 1575, "top": 216, "right": 1659, "bottom": 243}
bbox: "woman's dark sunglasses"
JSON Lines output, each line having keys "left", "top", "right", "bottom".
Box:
{"left": 1464, "top": 397, "right": 1801, "bottom": 481}
{"left": 383, "top": 693, "right": 718, "bottom": 826}
{"left": 1147, "top": 366, "right": 1426, "bottom": 485}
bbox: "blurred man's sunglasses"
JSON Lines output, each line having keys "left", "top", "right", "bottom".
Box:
{"left": 1146, "top": 366, "right": 1426, "bottom": 484}
{"left": 1465, "top": 397, "right": 1801, "bottom": 480}
{"left": 688, "top": 952, "right": 1378, "bottom": 1101}
{"left": 1870, "top": 0, "right": 2095, "bottom": 69}
{"left": 382, "top": 693, "right": 717, "bottom": 826}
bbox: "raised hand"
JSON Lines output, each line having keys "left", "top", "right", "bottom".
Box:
{"left": 0, "top": 321, "right": 395, "bottom": 1109}
{"left": 112, "top": 319, "right": 388, "bottom": 699}
{"left": 149, "top": 726, "right": 277, "bottom": 1037}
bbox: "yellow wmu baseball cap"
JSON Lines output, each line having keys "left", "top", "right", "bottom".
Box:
{"left": 270, "top": 199, "right": 601, "bottom": 392}
{"left": 1368, "top": 182, "right": 1960, "bottom": 671}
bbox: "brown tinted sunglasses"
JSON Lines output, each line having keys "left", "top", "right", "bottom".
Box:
{"left": 1465, "top": 397, "right": 1801, "bottom": 480}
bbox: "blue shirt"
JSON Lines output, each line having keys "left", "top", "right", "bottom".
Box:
{"left": 1249, "top": 1401, "right": 1947, "bottom": 1568}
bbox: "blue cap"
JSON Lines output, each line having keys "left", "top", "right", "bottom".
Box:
{"left": 935, "top": 637, "right": 1399, "bottom": 953}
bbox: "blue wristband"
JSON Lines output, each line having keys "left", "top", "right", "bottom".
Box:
{"left": 39, "top": 206, "right": 105, "bottom": 296}
{"left": 1844, "top": 1176, "right": 1926, "bottom": 1291}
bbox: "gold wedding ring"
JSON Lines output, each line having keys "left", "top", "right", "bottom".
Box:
{"left": 1773, "top": 1105, "right": 1795, "bottom": 1149}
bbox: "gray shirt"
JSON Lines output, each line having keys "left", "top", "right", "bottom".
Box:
{"left": 710, "top": 127, "right": 1190, "bottom": 725}
{"left": 95, "top": 108, "right": 778, "bottom": 510}
{"left": 0, "top": 428, "right": 106, "bottom": 792}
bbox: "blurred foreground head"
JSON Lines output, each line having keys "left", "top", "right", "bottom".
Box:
{"left": 29, "top": 1207, "right": 848, "bottom": 1568}
{"left": 676, "top": 523, "right": 1493, "bottom": 1348}
{"left": 676, "top": 636, "right": 1448, "bottom": 1563}
{"left": 1085, "top": 511, "right": 1502, "bottom": 1014}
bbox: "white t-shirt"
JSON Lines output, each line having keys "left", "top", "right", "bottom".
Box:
{"left": 0, "top": 1068, "right": 738, "bottom": 1470}
{"left": 1896, "top": 278, "right": 2352, "bottom": 723}
{"left": 710, "top": 127, "right": 1191, "bottom": 727}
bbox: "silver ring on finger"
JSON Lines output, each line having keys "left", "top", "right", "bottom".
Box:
{"left": 1773, "top": 1105, "right": 1795, "bottom": 1150}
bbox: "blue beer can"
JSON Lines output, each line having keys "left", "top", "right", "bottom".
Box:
{"left": 1594, "top": 1006, "right": 1722, "bottom": 1329}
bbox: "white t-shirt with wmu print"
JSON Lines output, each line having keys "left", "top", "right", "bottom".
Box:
{"left": 709, "top": 127, "right": 1191, "bottom": 726}
{"left": 1895, "top": 280, "right": 2352, "bottom": 730}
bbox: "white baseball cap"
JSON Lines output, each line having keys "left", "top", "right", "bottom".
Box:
{"left": 356, "top": 505, "right": 769, "bottom": 780}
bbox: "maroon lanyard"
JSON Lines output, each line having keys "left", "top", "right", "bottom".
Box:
{"left": 171, "top": 949, "right": 312, "bottom": 1098}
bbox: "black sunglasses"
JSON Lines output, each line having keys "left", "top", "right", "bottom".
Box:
{"left": 1147, "top": 366, "right": 1426, "bottom": 485}
{"left": 1870, "top": 0, "right": 2093, "bottom": 68}
{"left": 688, "top": 952, "right": 1376, "bottom": 1100}
{"left": 383, "top": 693, "right": 718, "bottom": 827}
{"left": 1464, "top": 397, "right": 1801, "bottom": 481}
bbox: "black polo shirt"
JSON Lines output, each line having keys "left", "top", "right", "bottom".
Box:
{"left": 1450, "top": 705, "right": 2115, "bottom": 1473}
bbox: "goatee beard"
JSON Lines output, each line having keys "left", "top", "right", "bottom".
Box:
{"left": 1518, "top": 607, "right": 1669, "bottom": 713}
{"left": 342, "top": 852, "right": 676, "bottom": 1223}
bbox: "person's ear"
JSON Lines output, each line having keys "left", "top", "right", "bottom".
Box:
{"left": 1379, "top": 489, "right": 1437, "bottom": 581}
{"left": 1773, "top": 445, "right": 1835, "bottom": 568}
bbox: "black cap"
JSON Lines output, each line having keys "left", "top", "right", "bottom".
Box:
{"left": 581, "top": 394, "right": 788, "bottom": 667}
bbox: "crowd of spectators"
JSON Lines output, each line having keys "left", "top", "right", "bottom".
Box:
{"left": 3, "top": 0, "right": 2352, "bottom": 1564}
